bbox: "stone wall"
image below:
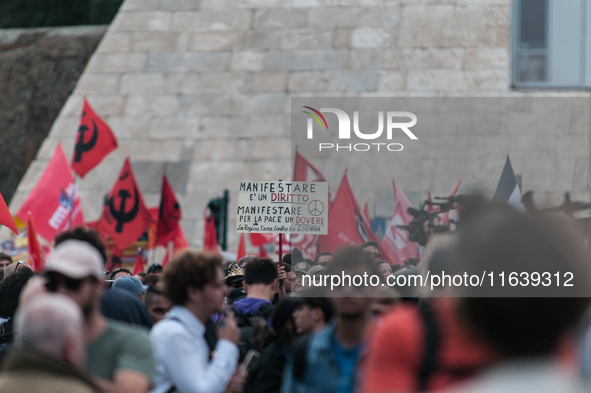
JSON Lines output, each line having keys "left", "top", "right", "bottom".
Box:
{"left": 0, "top": 26, "right": 106, "bottom": 204}
{"left": 9, "top": 0, "right": 591, "bottom": 250}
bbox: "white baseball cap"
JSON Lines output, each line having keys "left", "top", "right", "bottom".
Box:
{"left": 47, "top": 240, "right": 103, "bottom": 280}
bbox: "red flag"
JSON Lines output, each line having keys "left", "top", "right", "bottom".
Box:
{"left": 132, "top": 252, "right": 145, "bottom": 275}
{"left": 0, "top": 193, "right": 17, "bottom": 235}
{"left": 17, "top": 143, "right": 84, "bottom": 241}
{"left": 236, "top": 233, "right": 246, "bottom": 261}
{"left": 71, "top": 99, "right": 118, "bottom": 178}
{"left": 27, "top": 212, "right": 44, "bottom": 273}
{"left": 318, "top": 172, "right": 380, "bottom": 254}
{"left": 259, "top": 245, "right": 268, "bottom": 258}
{"left": 249, "top": 233, "right": 277, "bottom": 247}
{"left": 363, "top": 202, "right": 370, "bottom": 223}
{"left": 98, "top": 158, "right": 152, "bottom": 249}
{"left": 204, "top": 210, "right": 219, "bottom": 253}
{"left": 291, "top": 151, "right": 331, "bottom": 259}
{"left": 156, "top": 174, "right": 182, "bottom": 246}
{"left": 382, "top": 180, "right": 420, "bottom": 266}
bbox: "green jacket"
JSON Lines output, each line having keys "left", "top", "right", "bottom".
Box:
{"left": 0, "top": 348, "right": 102, "bottom": 393}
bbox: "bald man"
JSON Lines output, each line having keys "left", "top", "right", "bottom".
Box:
{"left": 0, "top": 294, "right": 100, "bottom": 393}
{"left": 2, "top": 261, "right": 32, "bottom": 279}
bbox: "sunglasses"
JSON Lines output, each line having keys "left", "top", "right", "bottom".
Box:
{"left": 13, "top": 260, "right": 24, "bottom": 273}
{"left": 44, "top": 272, "right": 96, "bottom": 292}
{"left": 364, "top": 251, "right": 380, "bottom": 259}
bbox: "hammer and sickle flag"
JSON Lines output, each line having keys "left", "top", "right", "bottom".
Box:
{"left": 71, "top": 99, "right": 118, "bottom": 178}
{"left": 99, "top": 158, "right": 153, "bottom": 249}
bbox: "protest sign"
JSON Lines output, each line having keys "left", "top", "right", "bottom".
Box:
{"left": 236, "top": 181, "right": 328, "bottom": 235}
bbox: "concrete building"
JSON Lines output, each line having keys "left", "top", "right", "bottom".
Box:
{"left": 9, "top": 0, "right": 591, "bottom": 250}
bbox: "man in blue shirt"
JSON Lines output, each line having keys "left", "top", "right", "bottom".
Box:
{"left": 283, "top": 247, "right": 380, "bottom": 393}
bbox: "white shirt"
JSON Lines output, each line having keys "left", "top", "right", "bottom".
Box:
{"left": 150, "top": 306, "right": 239, "bottom": 393}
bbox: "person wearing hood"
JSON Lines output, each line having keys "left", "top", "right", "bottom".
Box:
{"left": 232, "top": 257, "right": 278, "bottom": 329}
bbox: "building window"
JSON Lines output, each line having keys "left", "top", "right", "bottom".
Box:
{"left": 512, "top": 0, "right": 591, "bottom": 88}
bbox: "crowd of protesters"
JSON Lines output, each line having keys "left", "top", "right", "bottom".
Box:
{"left": 1, "top": 200, "right": 591, "bottom": 392}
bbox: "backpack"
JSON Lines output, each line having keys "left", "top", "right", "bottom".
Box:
{"left": 230, "top": 302, "right": 274, "bottom": 361}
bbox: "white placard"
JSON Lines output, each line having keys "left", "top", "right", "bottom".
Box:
{"left": 236, "top": 181, "right": 328, "bottom": 234}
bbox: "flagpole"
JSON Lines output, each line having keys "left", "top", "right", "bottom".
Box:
{"left": 68, "top": 173, "right": 78, "bottom": 229}
{"left": 168, "top": 240, "right": 174, "bottom": 264}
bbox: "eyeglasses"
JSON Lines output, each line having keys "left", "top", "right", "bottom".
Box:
{"left": 13, "top": 260, "right": 24, "bottom": 273}
{"left": 44, "top": 272, "right": 96, "bottom": 292}
{"left": 364, "top": 251, "right": 380, "bottom": 259}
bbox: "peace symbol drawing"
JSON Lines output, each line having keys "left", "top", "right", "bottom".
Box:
{"left": 308, "top": 200, "right": 324, "bottom": 216}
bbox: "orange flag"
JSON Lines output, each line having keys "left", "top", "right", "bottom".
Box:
{"left": 27, "top": 212, "right": 44, "bottom": 273}
{"left": 236, "top": 233, "right": 246, "bottom": 261}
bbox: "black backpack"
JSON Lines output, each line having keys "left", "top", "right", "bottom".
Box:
{"left": 230, "top": 303, "right": 275, "bottom": 361}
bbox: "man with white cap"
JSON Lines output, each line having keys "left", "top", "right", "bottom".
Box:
{"left": 45, "top": 240, "right": 155, "bottom": 393}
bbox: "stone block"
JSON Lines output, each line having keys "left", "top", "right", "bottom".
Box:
{"left": 401, "top": 48, "right": 464, "bottom": 69}
{"left": 280, "top": 28, "right": 333, "bottom": 49}
{"left": 147, "top": 52, "right": 231, "bottom": 72}
{"left": 111, "top": 11, "right": 172, "bottom": 31}
{"left": 125, "top": 95, "right": 180, "bottom": 116}
{"left": 239, "top": 29, "right": 282, "bottom": 49}
{"left": 283, "top": 0, "right": 338, "bottom": 6}
{"left": 165, "top": 72, "right": 244, "bottom": 94}
{"left": 48, "top": 116, "right": 79, "bottom": 138}
{"left": 378, "top": 71, "right": 405, "bottom": 91}
{"left": 75, "top": 74, "right": 119, "bottom": 95}
{"left": 230, "top": 51, "right": 266, "bottom": 71}
{"left": 117, "top": 139, "right": 185, "bottom": 161}
{"left": 61, "top": 95, "right": 84, "bottom": 117}
{"left": 333, "top": 28, "right": 353, "bottom": 48}
{"left": 327, "top": 69, "right": 380, "bottom": 91}
{"left": 464, "top": 47, "right": 508, "bottom": 69}
{"left": 188, "top": 31, "right": 243, "bottom": 51}
{"left": 464, "top": 69, "right": 507, "bottom": 90}
{"left": 243, "top": 72, "right": 287, "bottom": 92}
{"left": 193, "top": 139, "right": 239, "bottom": 162}
{"left": 235, "top": 137, "right": 291, "bottom": 160}
{"left": 121, "top": 0, "right": 203, "bottom": 10}
{"left": 253, "top": 9, "right": 308, "bottom": 28}
{"left": 351, "top": 27, "right": 395, "bottom": 48}
{"left": 308, "top": 7, "right": 359, "bottom": 27}
{"left": 106, "top": 115, "right": 151, "bottom": 138}
{"left": 120, "top": 73, "right": 165, "bottom": 93}
{"left": 399, "top": 5, "right": 509, "bottom": 48}
{"left": 288, "top": 71, "right": 330, "bottom": 92}
{"left": 220, "top": 93, "right": 288, "bottom": 115}
{"left": 82, "top": 95, "right": 126, "bottom": 116}
{"left": 264, "top": 49, "right": 348, "bottom": 70}
{"left": 149, "top": 117, "right": 199, "bottom": 138}
{"left": 383, "top": 48, "right": 401, "bottom": 69}
{"left": 199, "top": 114, "right": 288, "bottom": 137}
{"left": 349, "top": 49, "right": 385, "bottom": 69}
{"left": 358, "top": 5, "right": 401, "bottom": 26}
{"left": 407, "top": 69, "right": 467, "bottom": 91}
{"left": 86, "top": 53, "right": 147, "bottom": 73}
{"left": 171, "top": 10, "right": 252, "bottom": 31}
{"left": 199, "top": 0, "right": 282, "bottom": 8}
{"left": 179, "top": 94, "right": 225, "bottom": 116}
{"left": 131, "top": 31, "right": 179, "bottom": 51}
{"left": 96, "top": 32, "right": 131, "bottom": 52}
